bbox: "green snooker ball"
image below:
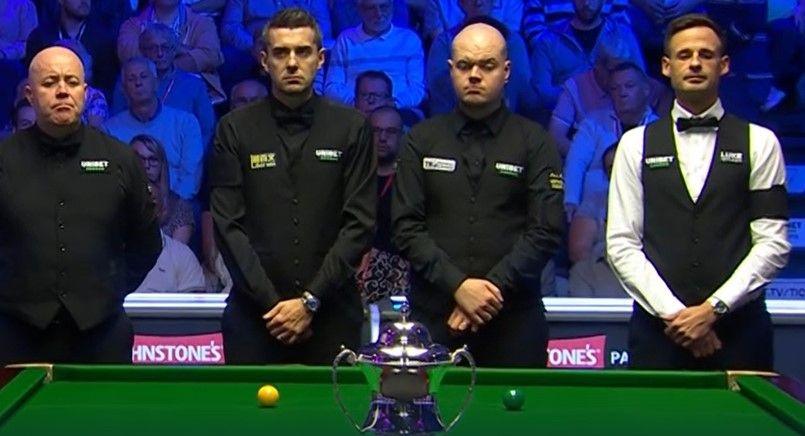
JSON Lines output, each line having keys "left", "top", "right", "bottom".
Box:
{"left": 502, "top": 389, "right": 525, "bottom": 411}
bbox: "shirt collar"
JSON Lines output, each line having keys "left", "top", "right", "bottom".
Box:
{"left": 355, "top": 24, "right": 395, "bottom": 42}
{"left": 449, "top": 103, "right": 510, "bottom": 137}
{"left": 671, "top": 98, "right": 724, "bottom": 124}
{"left": 31, "top": 123, "right": 86, "bottom": 156}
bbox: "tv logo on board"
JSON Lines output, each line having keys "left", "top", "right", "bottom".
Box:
{"left": 132, "top": 333, "right": 225, "bottom": 365}
{"left": 546, "top": 335, "right": 606, "bottom": 369}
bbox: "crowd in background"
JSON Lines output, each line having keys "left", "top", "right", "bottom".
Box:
{"left": 1, "top": 0, "right": 803, "bottom": 299}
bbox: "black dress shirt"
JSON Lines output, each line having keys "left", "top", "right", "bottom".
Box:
{"left": 0, "top": 124, "right": 162, "bottom": 329}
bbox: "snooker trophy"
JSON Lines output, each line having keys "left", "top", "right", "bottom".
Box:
{"left": 332, "top": 304, "right": 476, "bottom": 434}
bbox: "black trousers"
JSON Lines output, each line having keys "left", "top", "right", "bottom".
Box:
{"left": 415, "top": 304, "right": 549, "bottom": 368}
{"left": 629, "top": 299, "right": 773, "bottom": 370}
{"left": 222, "top": 295, "right": 362, "bottom": 365}
{"left": 0, "top": 307, "right": 133, "bottom": 365}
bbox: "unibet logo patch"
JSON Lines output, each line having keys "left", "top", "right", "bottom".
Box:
{"left": 80, "top": 160, "right": 109, "bottom": 173}
{"left": 720, "top": 151, "right": 743, "bottom": 164}
{"left": 315, "top": 149, "right": 342, "bottom": 162}
{"left": 645, "top": 155, "right": 674, "bottom": 169}
{"left": 495, "top": 162, "right": 524, "bottom": 177}
{"left": 250, "top": 153, "right": 276, "bottom": 169}
{"left": 548, "top": 172, "right": 564, "bottom": 190}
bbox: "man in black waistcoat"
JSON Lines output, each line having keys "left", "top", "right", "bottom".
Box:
{"left": 0, "top": 46, "right": 162, "bottom": 364}
{"left": 392, "top": 21, "right": 565, "bottom": 367}
{"left": 210, "top": 8, "right": 376, "bottom": 364}
{"left": 606, "top": 14, "right": 790, "bottom": 370}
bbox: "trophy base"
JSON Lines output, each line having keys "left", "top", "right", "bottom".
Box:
{"left": 362, "top": 394, "right": 445, "bottom": 434}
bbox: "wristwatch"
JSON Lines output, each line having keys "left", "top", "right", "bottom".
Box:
{"left": 708, "top": 297, "right": 729, "bottom": 318}
{"left": 301, "top": 291, "right": 320, "bottom": 313}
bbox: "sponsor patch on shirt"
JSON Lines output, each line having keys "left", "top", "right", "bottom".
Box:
{"left": 315, "top": 149, "right": 342, "bottom": 162}
{"left": 80, "top": 160, "right": 109, "bottom": 173}
{"left": 495, "top": 162, "right": 524, "bottom": 177}
{"left": 422, "top": 157, "right": 456, "bottom": 172}
{"left": 719, "top": 151, "right": 743, "bottom": 164}
{"left": 548, "top": 171, "right": 564, "bottom": 190}
{"left": 250, "top": 153, "right": 276, "bottom": 169}
{"left": 644, "top": 155, "right": 674, "bottom": 169}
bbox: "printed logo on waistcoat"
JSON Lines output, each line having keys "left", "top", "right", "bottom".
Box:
{"left": 495, "top": 162, "right": 524, "bottom": 178}
{"left": 422, "top": 157, "right": 456, "bottom": 172}
{"left": 548, "top": 171, "right": 564, "bottom": 190}
{"left": 80, "top": 160, "right": 109, "bottom": 173}
{"left": 250, "top": 153, "right": 276, "bottom": 169}
{"left": 719, "top": 151, "right": 743, "bottom": 164}
{"left": 644, "top": 155, "right": 674, "bottom": 169}
{"left": 315, "top": 149, "right": 342, "bottom": 162}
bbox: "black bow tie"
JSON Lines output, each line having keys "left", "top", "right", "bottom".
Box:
{"left": 676, "top": 116, "right": 719, "bottom": 132}
{"left": 271, "top": 99, "right": 315, "bottom": 130}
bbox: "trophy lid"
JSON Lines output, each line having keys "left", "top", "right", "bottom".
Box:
{"left": 355, "top": 303, "right": 451, "bottom": 367}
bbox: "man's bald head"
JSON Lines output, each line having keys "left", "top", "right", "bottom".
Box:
{"left": 448, "top": 22, "right": 510, "bottom": 111}
{"left": 25, "top": 46, "right": 87, "bottom": 133}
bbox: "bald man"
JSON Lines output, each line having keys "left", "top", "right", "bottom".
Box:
{"left": 0, "top": 47, "right": 161, "bottom": 364}
{"left": 229, "top": 79, "right": 269, "bottom": 112}
{"left": 392, "top": 22, "right": 565, "bottom": 367}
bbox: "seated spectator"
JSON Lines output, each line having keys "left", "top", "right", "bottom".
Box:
{"left": 118, "top": 0, "right": 226, "bottom": 103}
{"left": 52, "top": 38, "right": 109, "bottom": 128}
{"left": 356, "top": 105, "right": 410, "bottom": 304}
{"left": 428, "top": 13, "right": 536, "bottom": 117}
{"left": 765, "top": 0, "right": 805, "bottom": 112}
{"left": 11, "top": 99, "right": 35, "bottom": 132}
{"left": 521, "top": 0, "right": 629, "bottom": 51}
{"left": 529, "top": 0, "right": 643, "bottom": 111}
{"left": 130, "top": 134, "right": 195, "bottom": 244}
{"left": 135, "top": 181, "right": 206, "bottom": 293}
{"left": 325, "top": 0, "right": 425, "bottom": 109}
{"left": 34, "top": 0, "right": 133, "bottom": 30}
{"left": 113, "top": 23, "right": 214, "bottom": 148}
{"left": 103, "top": 57, "right": 203, "bottom": 200}
{"left": 626, "top": 0, "right": 704, "bottom": 76}
{"left": 563, "top": 62, "right": 657, "bottom": 219}
{"left": 219, "top": 0, "right": 331, "bottom": 93}
{"left": 230, "top": 78, "right": 268, "bottom": 111}
{"left": 548, "top": 42, "right": 670, "bottom": 155}
{"left": 330, "top": 0, "right": 409, "bottom": 37}
{"left": 0, "top": 0, "right": 37, "bottom": 128}
{"left": 354, "top": 70, "right": 394, "bottom": 116}
{"left": 25, "top": 0, "right": 119, "bottom": 97}
{"left": 567, "top": 144, "right": 625, "bottom": 297}
{"left": 183, "top": 0, "right": 226, "bottom": 16}
{"left": 423, "top": 0, "right": 522, "bottom": 43}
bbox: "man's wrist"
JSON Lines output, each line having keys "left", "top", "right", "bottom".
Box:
{"left": 706, "top": 297, "right": 729, "bottom": 319}
{"left": 301, "top": 291, "right": 320, "bottom": 313}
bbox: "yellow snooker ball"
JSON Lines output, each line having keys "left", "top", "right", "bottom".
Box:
{"left": 257, "top": 385, "right": 280, "bottom": 407}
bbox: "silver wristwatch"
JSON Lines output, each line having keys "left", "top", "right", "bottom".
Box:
{"left": 708, "top": 297, "right": 728, "bottom": 317}
{"left": 301, "top": 291, "right": 320, "bottom": 313}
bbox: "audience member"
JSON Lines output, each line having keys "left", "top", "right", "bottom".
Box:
{"left": 563, "top": 62, "right": 656, "bottom": 219}
{"left": 118, "top": 0, "right": 225, "bottom": 103}
{"left": 765, "top": 0, "right": 805, "bottom": 112}
{"left": 230, "top": 78, "right": 268, "bottom": 110}
{"left": 354, "top": 70, "right": 394, "bottom": 116}
{"left": 428, "top": 13, "right": 535, "bottom": 116}
{"left": 103, "top": 57, "right": 203, "bottom": 200}
{"left": 529, "top": 0, "right": 643, "bottom": 111}
{"left": 521, "top": 0, "right": 629, "bottom": 50}
{"left": 11, "top": 99, "right": 35, "bottom": 132}
{"left": 130, "top": 134, "right": 195, "bottom": 243}
{"left": 422, "top": 0, "right": 522, "bottom": 42}
{"left": 0, "top": 0, "right": 38, "bottom": 128}
{"left": 135, "top": 181, "right": 207, "bottom": 293}
{"left": 325, "top": 0, "right": 425, "bottom": 109}
{"left": 567, "top": 144, "right": 624, "bottom": 297}
{"left": 357, "top": 105, "right": 410, "bottom": 304}
{"left": 330, "top": 0, "right": 409, "bottom": 37}
{"left": 113, "top": 23, "right": 214, "bottom": 147}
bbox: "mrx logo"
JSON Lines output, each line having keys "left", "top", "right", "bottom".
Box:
{"left": 132, "top": 333, "right": 225, "bottom": 365}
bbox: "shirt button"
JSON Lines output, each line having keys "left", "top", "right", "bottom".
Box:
{"left": 59, "top": 246, "right": 67, "bottom": 253}
{"left": 692, "top": 261, "right": 701, "bottom": 268}
{"left": 59, "top": 270, "right": 66, "bottom": 277}
{"left": 293, "top": 258, "right": 300, "bottom": 266}
{"left": 693, "top": 238, "right": 700, "bottom": 244}
{"left": 292, "top": 217, "right": 299, "bottom": 225}
{"left": 474, "top": 160, "right": 481, "bottom": 166}
{"left": 294, "top": 279, "right": 302, "bottom": 287}
{"left": 58, "top": 200, "right": 65, "bottom": 207}
{"left": 292, "top": 198, "right": 299, "bottom": 205}
{"left": 469, "top": 236, "right": 476, "bottom": 243}
{"left": 293, "top": 238, "right": 300, "bottom": 245}
{"left": 58, "top": 222, "right": 65, "bottom": 230}
{"left": 468, "top": 216, "right": 476, "bottom": 223}
{"left": 470, "top": 196, "right": 476, "bottom": 203}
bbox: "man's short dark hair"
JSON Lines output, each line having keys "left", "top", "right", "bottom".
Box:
{"left": 10, "top": 98, "right": 32, "bottom": 129}
{"left": 663, "top": 14, "right": 728, "bottom": 56}
{"left": 354, "top": 70, "right": 393, "bottom": 98}
{"left": 610, "top": 61, "right": 647, "bottom": 81}
{"left": 263, "top": 7, "right": 323, "bottom": 50}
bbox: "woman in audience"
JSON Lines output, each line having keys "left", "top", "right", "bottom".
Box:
{"left": 130, "top": 134, "right": 195, "bottom": 244}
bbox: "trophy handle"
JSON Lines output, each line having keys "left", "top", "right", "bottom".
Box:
{"left": 444, "top": 345, "right": 476, "bottom": 432}
{"left": 332, "top": 347, "right": 366, "bottom": 433}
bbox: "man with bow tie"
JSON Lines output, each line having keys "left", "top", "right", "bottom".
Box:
{"left": 209, "top": 8, "right": 376, "bottom": 364}
{"left": 606, "top": 14, "right": 790, "bottom": 370}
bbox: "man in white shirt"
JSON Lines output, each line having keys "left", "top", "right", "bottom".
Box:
{"left": 606, "top": 14, "right": 790, "bottom": 370}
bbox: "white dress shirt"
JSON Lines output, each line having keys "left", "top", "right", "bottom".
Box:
{"left": 606, "top": 99, "right": 791, "bottom": 318}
